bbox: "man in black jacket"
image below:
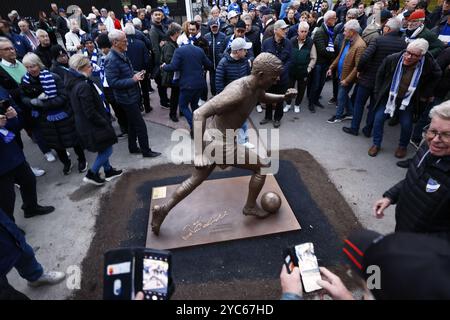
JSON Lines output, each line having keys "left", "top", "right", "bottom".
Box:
{"left": 343, "top": 17, "right": 407, "bottom": 137}
{"left": 374, "top": 101, "right": 450, "bottom": 241}
{"left": 33, "top": 30, "right": 53, "bottom": 69}
{"left": 149, "top": 8, "right": 170, "bottom": 109}
{"left": 204, "top": 18, "right": 227, "bottom": 96}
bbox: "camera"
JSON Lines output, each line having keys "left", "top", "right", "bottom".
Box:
{"left": 103, "top": 247, "right": 173, "bottom": 300}
{"left": 283, "top": 242, "right": 322, "bottom": 293}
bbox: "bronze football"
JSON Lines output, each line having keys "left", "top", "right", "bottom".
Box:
{"left": 260, "top": 192, "right": 282, "bottom": 214}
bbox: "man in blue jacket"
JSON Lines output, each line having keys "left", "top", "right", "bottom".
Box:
{"left": 0, "top": 89, "right": 55, "bottom": 222}
{"left": 162, "top": 41, "right": 213, "bottom": 137}
{"left": 105, "top": 30, "right": 161, "bottom": 158}
{"left": 0, "top": 208, "right": 65, "bottom": 299}
{"left": 0, "top": 20, "right": 32, "bottom": 61}
{"left": 204, "top": 18, "right": 227, "bottom": 96}
{"left": 260, "top": 20, "right": 292, "bottom": 128}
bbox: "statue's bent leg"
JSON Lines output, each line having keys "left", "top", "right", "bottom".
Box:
{"left": 233, "top": 147, "right": 272, "bottom": 218}
{"left": 151, "top": 164, "right": 216, "bottom": 235}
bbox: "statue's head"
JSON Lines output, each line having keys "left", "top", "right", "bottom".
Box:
{"left": 251, "top": 53, "right": 283, "bottom": 89}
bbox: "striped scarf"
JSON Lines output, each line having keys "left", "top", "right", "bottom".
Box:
{"left": 324, "top": 24, "right": 335, "bottom": 52}
{"left": 22, "top": 69, "right": 57, "bottom": 98}
{"left": 384, "top": 55, "right": 425, "bottom": 117}
{"left": 98, "top": 56, "right": 109, "bottom": 88}
{"left": 88, "top": 77, "right": 110, "bottom": 114}
{"left": 22, "top": 70, "right": 68, "bottom": 122}
{"left": 83, "top": 49, "right": 101, "bottom": 78}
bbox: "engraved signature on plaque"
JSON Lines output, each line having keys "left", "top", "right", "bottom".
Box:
{"left": 182, "top": 211, "right": 230, "bottom": 240}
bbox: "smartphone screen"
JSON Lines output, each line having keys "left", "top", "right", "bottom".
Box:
{"left": 295, "top": 243, "right": 322, "bottom": 293}
{"left": 142, "top": 254, "right": 169, "bottom": 300}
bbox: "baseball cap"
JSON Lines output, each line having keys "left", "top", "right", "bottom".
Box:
{"left": 249, "top": 4, "right": 257, "bottom": 11}
{"left": 58, "top": 8, "right": 65, "bottom": 13}
{"left": 230, "top": 37, "right": 252, "bottom": 51}
{"left": 362, "top": 232, "right": 450, "bottom": 300}
{"left": 208, "top": 18, "right": 220, "bottom": 27}
{"left": 408, "top": 9, "right": 426, "bottom": 21}
{"left": 260, "top": 7, "right": 273, "bottom": 16}
{"left": 50, "top": 44, "right": 68, "bottom": 60}
{"left": 227, "top": 10, "right": 239, "bottom": 20}
{"left": 380, "top": 9, "right": 393, "bottom": 21}
{"left": 273, "top": 19, "right": 289, "bottom": 30}
{"left": 235, "top": 19, "right": 246, "bottom": 30}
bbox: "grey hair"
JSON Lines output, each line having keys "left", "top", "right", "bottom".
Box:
{"left": 167, "top": 22, "right": 182, "bottom": 37}
{"left": 123, "top": 23, "right": 136, "bottom": 35}
{"left": 429, "top": 100, "right": 450, "bottom": 120}
{"left": 323, "top": 10, "right": 337, "bottom": 23}
{"left": 407, "top": 38, "right": 429, "bottom": 56}
{"left": 22, "top": 53, "right": 45, "bottom": 69}
{"left": 0, "top": 36, "right": 13, "bottom": 47}
{"left": 298, "top": 21, "right": 310, "bottom": 31}
{"left": 385, "top": 18, "right": 401, "bottom": 31}
{"left": 347, "top": 8, "right": 359, "bottom": 18}
{"left": 242, "top": 14, "right": 253, "bottom": 22}
{"left": 35, "top": 29, "right": 48, "bottom": 37}
{"left": 344, "top": 19, "right": 361, "bottom": 33}
{"left": 108, "top": 29, "right": 126, "bottom": 42}
{"left": 68, "top": 53, "right": 91, "bottom": 71}
{"left": 132, "top": 18, "right": 142, "bottom": 28}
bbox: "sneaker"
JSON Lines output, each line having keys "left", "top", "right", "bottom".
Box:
{"left": 104, "top": 168, "right": 123, "bottom": 182}
{"left": 409, "top": 139, "right": 420, "bottom": 150}
{"left": 343, "top": 114, "right": 353, "bottom": 120}
{"left": 44, "top": 152, "right": 56, "bottom": 162}
{"left": 242, "top": 142, "right": 255, "bottom": 149}
{"left": 327, "top": 116, "right": 342, "bottom": 123}
{"left": 78, "top": 161, "right": 88, "bottom": 173}
{"left": 294, "top": 105, "right": 300, "bottom": 113}
{"left": 143, "top": 150, "right": 162, "bottom": 158}
{"left": 283, "top": 105, "right": 291, "bottom": 113}
{"left": 31, "top": 167, "right": 46, "bottom": 177}
{"left": 260, "top": 118, "right": 271, "bottom": 125}
{"left": 24, "top": 205, "right": 55, "bottom": 218}
{"left": 63, "top": 161, "right": 73, "bottom": 175}
{"left": 328, "top": 97, "right": 336, "bottom": 105}
{"left": 256, "top": 105, "right": 263, "bottom": 113}
{"left": 28, "top": 271, "right": 66, "bottom": 288}
{"left": 273, "top": 120, "right": 281, "bottom": 128}
{"left": 83, "top": 170, "right": 106, "bottom": 186}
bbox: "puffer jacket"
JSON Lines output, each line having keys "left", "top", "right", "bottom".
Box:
{"left": 104, "top": 49, "right": 141, "bottom": 105}
{"left": 383, "top": 144, "right": 450, "bottom": 240}
{"left": 215, "top": 52, "right": 251, "bottom": 94}
{"left": 204, "top": 31, "right": 227, "bottom": 70}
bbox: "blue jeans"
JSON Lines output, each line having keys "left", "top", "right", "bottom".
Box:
{"left": 308, "top": 63, "right": 329, "bottom": 104}
{"left": 351, "top": 84, "right": 375, "bottom": 131}
{"left": 373, "top": 106, "right": 413, "bottom": 148}
{"left": 91, "top": 146, "right": 113, "bottom": 174}
{"left": 336, "top": 84, "right": 353, "bottom": 119}
{"left": 237, "top": 120, "right": 249, "bottom": 145}
{"left": 179, "top": 88, "right": 202, "bottom": 129}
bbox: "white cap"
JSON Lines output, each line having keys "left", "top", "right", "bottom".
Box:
{"left": 273, "top": 20, "right": 289, "bottom": 30}
{"left": 227, "top": 10, "right": 239, "bottom": 20}
{"left": 230, "top": 37, "right": 252, "bottom": 51}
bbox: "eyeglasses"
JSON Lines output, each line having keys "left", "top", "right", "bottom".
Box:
{"left": 424, "top": 128, "right": 450, "bottom": 143}
{"left": 404, "top": 50, "right": 421, "bottom": 59}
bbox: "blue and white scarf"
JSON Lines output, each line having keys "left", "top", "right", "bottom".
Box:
{"left": 384, "top": 55, "right": 425, "bottom": 117}
{"left": 23, "top": 70, "right": 68, "bottom": 122}
{"left": 22, "top": 69, "right": 57, "bottom": 98}
{"left": 324, "top": 25, "right": 334, "bottom": 52}
{"left": 87, "top": 77, "right": 110, "bottom": 114}
{"left": 0, "top": 128, "right": 15, "bottom": 143}
{"left": 83, "top": 49, "right": 101, "bottom": 78}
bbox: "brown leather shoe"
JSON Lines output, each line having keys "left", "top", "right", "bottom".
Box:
{"left": 394, "top": 146, "right": 407, "bottom": 159}
{"left": 368, "top": 145, "right": 380, "bottom": 157}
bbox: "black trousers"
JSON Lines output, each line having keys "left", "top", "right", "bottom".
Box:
{"left": 0, "top": 162, "right": 37, "bottom": 222}
{"left": 288, "top": 76, "right": 308, "bottom": 106}
{"left": 103, "top": 87, "right": 128, "bottom": 133}
{"left": 0, "top": 276, "right": 29, "bottom": 300}
{"left": 155, "top": 73, "right": 169, "bottom": 106}
{"left": 121, "top": 102, "right": 150, "bottom": 153}
{"left": 264, "top": 84, "right": 287, "bottom": 121}
{"left": 55, "top": 145, "right": 86, "bottom": 165}
{"left": 169, "top": 86, "right": 180, "bottom": 118}
{"left": 139, "top": 72, "right": 152, "bottom": 113}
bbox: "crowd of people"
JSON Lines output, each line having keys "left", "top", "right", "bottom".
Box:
{"left": 0, "top": 0, "right": 449, "bottom": 300}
